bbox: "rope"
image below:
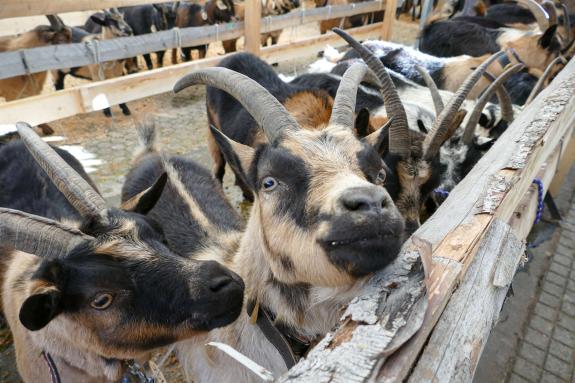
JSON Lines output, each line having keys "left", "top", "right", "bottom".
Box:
{"left": 85, "top": 39, "right": 105, "bottom": 81}
{"left": 532, "top": 178, "right": 544, "bottom": 225}
{"left": 16, "top": 50, "right": 39, "bottom": 99}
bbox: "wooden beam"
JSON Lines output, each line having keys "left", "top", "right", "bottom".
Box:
{"left": 0, "top": 55, "right": 226, "bottom": 126}
{"left": 244, "top": 0, "right": 262, "bottom": 54}
{"left": 0, "top": 0, "right": 385, "bottom": 79}
{"left": 381, "top": 0, "right": 397, "bottom": 40}
{"left": 260, "top": 22, "right": 384, "bottom": 63}
{"left": 0, "top": 0, "right": 176, "bottom": 19}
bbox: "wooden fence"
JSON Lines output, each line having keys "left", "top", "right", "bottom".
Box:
{"left": 0, "top": 0, "right": 396, "bottom": 125}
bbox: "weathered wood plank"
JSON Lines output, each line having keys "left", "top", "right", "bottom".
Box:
{"left": 0, "top": 1, "right": 385, "bottom": 80}
{"left": 244, "top": 0, "right": 262, "bottom": 54}
{"left": 0, "top": 0, "right": 175, "bottom": 19}
{"left": 381, "top": 0, "right": 397, "bottom": 40}
{"left": 409, "top": 219, "right": 524, "bottom": 383}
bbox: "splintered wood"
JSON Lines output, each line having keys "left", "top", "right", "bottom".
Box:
{"left": 280, "top": 59, "right": 575, "bottom": 382}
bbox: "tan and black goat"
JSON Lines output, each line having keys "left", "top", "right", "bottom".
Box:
{"left": 0, "top": 123, "right": 244, "bottom": 383}
{"left": 169, "top": 61, "right": 406, "bottom": 382}
{"left": 0, "top": 16, "right": 70, "bottom": 103}
{"left": 53, "top": 9, "right": 133, "bottom": 117}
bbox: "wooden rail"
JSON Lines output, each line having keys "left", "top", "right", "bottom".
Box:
{"left": 0, "top": 23, "right": 384, "bottom": 126}
{"left": 0, "top": 0, "right": 176, "bottom": 19}
{"left": 277, "top": 57, "right": 575, "bottom": 382}
{"left": 0, "top": 0, "right": 385, "bottom": 80}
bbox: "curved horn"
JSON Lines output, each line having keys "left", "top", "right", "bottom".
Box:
{"left": 482, "top": 71, "right": 515, "bottom": 122}
{"left": 329, "top": 62, "right": 369, "bottom": 128}
{"left": 462, "top": 64, "right": 524, "bottom": 145}
{"left": 16, "top": 122, "right": 108, "bottom": 219}
{"left": 174, "top": 68, "right": 299, "bottom": 144}
{"left": 332, "top": 28, "right": 411, "bottom": 157}
{"left": 0, "top": 208, "right": 92, "bottom": 259}
{"left": 46, "top": 15, "right": 65, "bottom": 31}
{"left": 526, "top": 56, "right": 567, "bottom": 104}
{"left": 560, "top": 3, "right": 573, "bottom": 48}
{"left": 542, "top": 0, "right": 558, "bottom": 25}
{"left": 415, "top": 65, "right": 444, "bottom": 116}
{"left": 516, "top": 0, "right": 550, "bottom": 31}
{"left": 423, "top": 51, "right": 505, "bottom": 160}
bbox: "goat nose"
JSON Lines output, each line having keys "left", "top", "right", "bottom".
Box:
{"left": 339, "top": 187, "right": 387, "bottom": 213}
{"left": 201, "top": 260, "right": 245, "bottom": 294}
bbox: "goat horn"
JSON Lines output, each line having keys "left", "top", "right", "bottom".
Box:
{"left": 174, "top": 68, "right": 299, "bottom": 144}
{"left": 415, "top": 65, "right": 444, "bottom": 116}
{"left": 525, "top": 56, "right": 567, "bottom": 104}
{"left": 560, "top": 3, "right": 574, "bottom": 48}
{"left": 332, "top": 28, "right": 410, "bottom": 157}
{"left": 462, "top": 64, "right": 524, "bottom": 145}
{"left": 423, "top": 51, "right": 505, "bottom": 160}
{"left": 0, "top": 208, "right": 93, "bottom": 259}
{"left": 329, "top": 62, "right": 369, "bottom": 128}
{"left": 542, "top": 0, "right": 558, "bottom": 25}
{"left": 16, "top": 122, "right": 108, "bottom": 219}
{"left": 46, "top": 15, "right": 65, "bottom": 31}
{"left": 482, "top": 71, "right": 514, "bottom": 122}
{"left": 516, "top": 0, "right": 550, "bottom": 31}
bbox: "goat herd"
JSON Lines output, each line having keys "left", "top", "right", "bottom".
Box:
{"left": 0, "top": 0, "right": 573, "bottom": 382}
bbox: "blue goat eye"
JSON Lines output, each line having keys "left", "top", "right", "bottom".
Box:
{"left": 262, "top": 177, "right": 278, "bottom": 191}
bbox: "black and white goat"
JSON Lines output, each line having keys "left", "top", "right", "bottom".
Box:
{"left": 0, "top": 124, "right": 244, "bottom": 383}
{"left": 165, "top": 61, "right": 407, "bottom": 382}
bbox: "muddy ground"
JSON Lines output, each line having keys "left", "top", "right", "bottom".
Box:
{"left": 0, "top": 18, "right": 419, "bottom": 382}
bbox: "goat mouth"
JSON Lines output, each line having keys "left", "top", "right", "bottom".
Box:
{"left": 319, "top": 233, "right": 396, "bottom": 248}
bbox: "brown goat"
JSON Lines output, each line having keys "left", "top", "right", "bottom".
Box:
{"left": 0, "top": 17, "right": 70, "bottom": 102}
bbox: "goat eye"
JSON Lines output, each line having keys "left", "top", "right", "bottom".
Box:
{"left": 376, "top": 168, "right": 386, "bottom": 184}
{"left": 90, "top": 293, "right": 114, "bottom": 310}
{"left": 262, "top": 176, "right": 278, "bottom": 191}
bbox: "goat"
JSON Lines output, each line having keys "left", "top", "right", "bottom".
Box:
{"left": 332, "top": 28, "right": 505, "bottom": 232}
{"left": 0, "top": 17, "right": 70, "bottom": 103}
{"left": 315, "top": 0, "right": 382, "bottom": 35}
{"left": 171, "top": 57, "right": 406, "bottom": 383}
{"left": 420, "top": 0, "right": 564, "bottom": 75}
{"left": 122, "top": 121, "right": 244, "bottom": 260}
{"left": 0, "top": 123, "right": 245, "bottom": 383}
{"left": 341, "top": 40, "right": 536, "bottom": 104}
{"left": 105, "top": 3, "right": 180, "bottom": 70}
{"left": 54, "top": 9, "right": 133, "bottom": 117}
{"left": 222, "top": 0, "right": 300, "bottom": 53}
{"left": 174, "top": 0, "right": 235, "bottom": 61}
{"left": 204, "top": 52, "right": 374, "bottom": 200}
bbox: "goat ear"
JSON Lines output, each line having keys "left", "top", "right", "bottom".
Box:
{"left": 539, "top": 24, "right": 558, "bottom": 49}
{"left": 121, "top": 173, "right": 168, "bottom": 214}
{"left": 90, "top": 14, "right": 107, "bottom": 26}
{"left": 209, "top": 125, "right": 255, "bottom": 189}
{"left": 362, "top": 119, "right": 391, "bottom": 155}
{"left": 354, "top": 108, "right": 371, "bottom": 138}
{"left": 19, "top": 260, "right": 64, "bottom": 331}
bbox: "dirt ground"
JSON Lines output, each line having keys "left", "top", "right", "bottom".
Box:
{"left": 0, "top": 17, "right": 419, "bottom": 383}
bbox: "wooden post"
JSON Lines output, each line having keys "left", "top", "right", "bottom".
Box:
{"left": 244, "top": 0, "right": 262, "bottom": 55}
{"left": 381, "top": 0, "right": 397, "bottom": 41}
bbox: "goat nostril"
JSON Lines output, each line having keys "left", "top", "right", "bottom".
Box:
{"left": 209, "top": 275, "right": 233, "bottom": 293}
{"left": 343, "top": 198, "right": 369, "bottom": 211}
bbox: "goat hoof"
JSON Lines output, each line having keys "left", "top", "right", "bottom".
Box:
{"left": 38, "top": 124, "right": 55, "bottom": 136}
{"left": 122, "top": 109, "right": 132, "bottom": 116}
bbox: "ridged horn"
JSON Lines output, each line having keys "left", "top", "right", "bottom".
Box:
{"left": 414, "top": 65, "right": 444, "bottom": 116}
{"left": 482, "top": 71, "right": 514, "bottom": 122}
{"left": 462, "top": 64, "right": 524, "bottom": 145}
{"left": 516, "top": 0, "right": 550, "bottom": 31}
{"left": 542, "top": 0, "right": 558, "bottom": 25}
{"left": 16, "top": 122, "right": 108, "bottom": 220}
{"left": 332, "top": 28, "right": 411, "bottom": 157}
{"left": 560, "top": 3, "right": 573, "bottom": 48}
{"left": 174, "top": 68, "right": 299, "bottom": 144}
{"left": 46, "top": 15, "right": 66, "bottom": 31}
{"left": 0, "top": 208, "right": 92, "bottom": 259}
{"left": 423, "top": 51, "right": 505, "bottom": 160}
{"left": 525, "top": 56, "right": 567, "bottom": 104}
{"left": 329, "top": 62, "right": 369, "bottom": 128}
